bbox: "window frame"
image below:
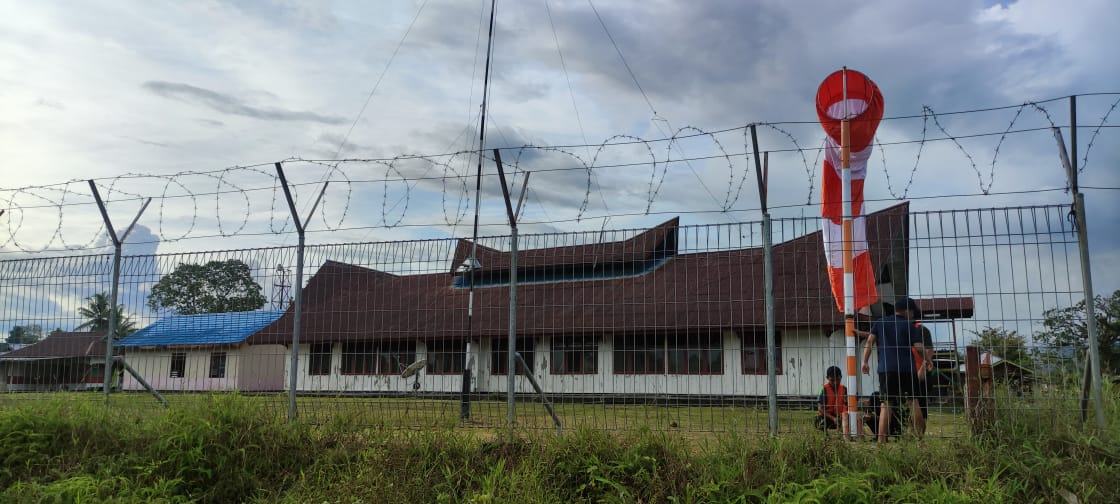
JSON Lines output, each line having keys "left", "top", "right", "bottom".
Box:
{"left": 169, "top": 352, "right": 186, "bottom": 378}
{"left": 741, "top": 331, "right": 783, "bottom": 375}
{"left": 208, "top": 351, "right": 227, "bottom": 379}
{"left": 666, "top": 332, "right": 724, "bottom": 375}
{"left": 425, "top": 339, "right": 466, "bottom": 375}
{"left": 550, "top": 335, "right": 599, "bottom": 375}
{"left": 308, "top": 342, "right": 332, "bottom": 376}
{"left": 340, "top": 340, "right": 415, "bottom": 376}
{"left": 612, "top": 334, "right": 665, "bottom": 375}
{"left": 491, "top": 337, "right": 535, "bottom": 376}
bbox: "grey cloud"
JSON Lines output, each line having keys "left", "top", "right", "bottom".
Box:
{"left": 142, "top": 81, "right": 346, "bottom": 125}
{"left": 196, "top": 118, "right": 225, "bottom": 128}
{"left": 120, "top": 136, "right": 170, "bottom": 148}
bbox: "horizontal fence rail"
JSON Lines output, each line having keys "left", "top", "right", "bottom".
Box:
{"left": 0, "top": 204, "right": 1112, "bottom": 438}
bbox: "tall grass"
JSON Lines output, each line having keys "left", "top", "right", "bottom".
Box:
{"left": 0, "top": 389, "right": 1116, "bottom": 503}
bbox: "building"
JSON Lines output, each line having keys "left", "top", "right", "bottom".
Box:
{"left": 0, "top": 331, "right": 111, "bottom": 392}
{"left": 116, "top": 311, "right": 285, "bottom": 392}
{"left": 248, "top": 202, "right": 974, "bottom": 398}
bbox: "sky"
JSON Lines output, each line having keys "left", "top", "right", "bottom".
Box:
{"left": 1, "top": 0, "right": 1119, "bottom": 339}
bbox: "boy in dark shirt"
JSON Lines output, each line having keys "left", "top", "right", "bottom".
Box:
{"left": 860, "top": 297, "right": 927, "bottom": 443}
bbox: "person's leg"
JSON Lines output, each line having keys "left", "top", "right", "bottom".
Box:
{"left": 877, "top": 401, "right": 890, "bottom": 443}
{"left": 911, "top": 398, "right": 926, "bottom": 439}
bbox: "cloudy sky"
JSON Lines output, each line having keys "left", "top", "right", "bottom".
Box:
{"left": 1, "top": 0, "right": 1119, "bottom": 335}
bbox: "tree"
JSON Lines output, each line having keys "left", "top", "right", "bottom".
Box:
{"left": 76, "top": 293, "right": 138, "bottom": 337}
{"left": 148, "top": 259, "right": 267, "bottom": 315}
{"left": 969, "top": 327, "right": 1030, "bottom": 367}
{"left": 7, "top": 324, "right": 43, "bottom": 345}
{"left": 1035, "top": 289, "right": 1120, "bottom": 374}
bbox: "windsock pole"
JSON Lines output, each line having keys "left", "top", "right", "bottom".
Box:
{"left": 841, "top": 67, "right": 860, "bottom": 439}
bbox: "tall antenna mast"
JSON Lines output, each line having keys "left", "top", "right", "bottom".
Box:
{"left": 461, "top": 0, "right": 499, "bottom": 421}
{"left": 271, "top": 264, "right": 291, "bottom": 311}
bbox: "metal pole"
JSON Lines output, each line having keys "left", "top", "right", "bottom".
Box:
{"left": 508, "top": 225, "right": 518, "bottom": 432}
{"left": 1073, "top": 193, "right": 1105, "bottom": 429}
{"left": 461, "top": 0, "right": 499, "bottom": 422}
{"left": 493, "top": 149, "right": 519, "bottom": 435}
{"left": 1052, "top": 98, "right": 1106, "bottom": 429}
{"left": 750, "top": 126, "right": 779, "bottom": 436}
{"left": 115, "top": 356, "right": 169, "bottom": 407}
{"left": 275, "top": 162, "right": 329, "bottom": 422}
{"left": 88, "top": 181, "right": 149, "bottom": 408}
{"left": 838, "top": 69, "right": 860, "bottom": 439}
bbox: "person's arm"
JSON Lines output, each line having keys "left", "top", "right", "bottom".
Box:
{"left": 861, "top": 333, "right": 877, "bottom": 375}
{"left": 922, "top": 328, "right": 935, "bottom": 372}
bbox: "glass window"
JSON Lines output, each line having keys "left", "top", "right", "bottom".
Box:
{"left": 209, "top": 352, "right": 227, "bottom": 378}
{"left": 491, "top": 338, "right": 535, "bottom": 375}
{"left": 613, "top": 334, "right": 664, "bottom": 374}
{"left": 550, "top": 335, "right": 598, "bottom": 374}
{"left": 341, "top": 341, "right": 415, "bottom": 375}
{"left": 308, "top": 342, "right": 332, "bottom": 376}
{"left": 169, "top": 352, "right": 186, "bottom": 378}
{"left": 667, "top": 332, "right": 723, "bottom": 375}
{"left": 741, "top": 332, "right": 782, "bottom": 375}
{"left": 426, "top": 339, "right": 466, "bottom": 375}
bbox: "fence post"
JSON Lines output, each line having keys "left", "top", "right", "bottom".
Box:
{"left": 750, "top": 126, "right": 779, "bottom": 437}
{"left": 1052, "top": 97, "right": 1107, "bottom": 431}
{"left": 275, "top": 162, "right": 329, "bottom": 422}
{"left": 88, "top": 181, "right": 150, "bottom": 408}
{"left": 493, "top": 149, "right": 526, "bottom": 436}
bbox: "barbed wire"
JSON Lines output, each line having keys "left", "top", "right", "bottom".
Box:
{"left": 2, "top": 95, "right": 1117, "bottom": 252}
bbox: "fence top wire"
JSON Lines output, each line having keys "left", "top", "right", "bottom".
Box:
{"left": 2, "top": 94, "right": 1118, "bottom": 253}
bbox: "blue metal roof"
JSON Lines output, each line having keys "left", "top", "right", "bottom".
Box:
{"left": 116, "top": 311, "right": 283, "bottom": 348}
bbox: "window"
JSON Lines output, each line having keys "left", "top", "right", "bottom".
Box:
{"left": 613, "top": 334, "right": 664, "bottom": 374}
{"left": 741, "top": 332, "right": 782, "bottom": 375}
{"left": 169, "top": 353, "right": 186, "bottom": 378}
{"left": 308, "top": 342, "right": 332, "bottom": 376}
{"left": 550, "top": 336, "right": 598, "bottom": 374}
{"left": 426, "top": 339, "right": 466, "bottom": 375}
{"left": 667, "top": 332, "right": 723, "bottom": 375}
{"left": 491, "top": 338, "right": 535, "bottom": 375}
{"left": 614, "top": 332, "right": 726, "bottom": 375}
{"left": 209, "top": 352, "right": 227, "bottom": 378}
{"left": 341, "top": 341, "right": 415, "bottom": 375}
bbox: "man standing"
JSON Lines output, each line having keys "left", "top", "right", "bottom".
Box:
{"left": 861, "top": 297, "right": 926, "bottom": 443}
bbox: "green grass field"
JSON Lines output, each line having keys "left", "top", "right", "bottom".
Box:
{"left": 1, "top": 390, "right": 977, "bottom": 439}
{"left": 0, "top": 389, "right": 1117, "bottom": 503}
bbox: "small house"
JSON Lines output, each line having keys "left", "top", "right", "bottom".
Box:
{"left": 116, "top": 311, "right": 285, "bottom": 392}
{"left": 0, "top": 331, "right": 111, "bottom": 392}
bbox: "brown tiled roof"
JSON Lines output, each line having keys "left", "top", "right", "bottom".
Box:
{"left": 0, "top": 331, "right": 109, "bottom": 360}
{"left": 449, "top": 217, "right": 679, "bottom": 274}
{"left": 250, "top": 203, "right": 943, "bottom": 344}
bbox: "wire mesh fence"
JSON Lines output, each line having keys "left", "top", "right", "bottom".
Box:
{"left": 0, "top": 202, "right": 1110, "bottom": 438}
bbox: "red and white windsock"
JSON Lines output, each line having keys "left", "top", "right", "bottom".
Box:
{"left": 815, "top": 69, "right": 884, "bottom": 313}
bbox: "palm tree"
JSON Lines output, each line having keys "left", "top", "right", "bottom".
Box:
{"left": 76, "top": 292, "right": 137, "bottom": 337}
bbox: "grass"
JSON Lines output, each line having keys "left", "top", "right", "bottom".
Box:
{"left": 0, "top": 388, "right": 1116, "bottom": 503}
{"left": 1, "top": 391, "right": 972, "bottom": 436}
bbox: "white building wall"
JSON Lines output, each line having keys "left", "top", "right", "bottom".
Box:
{"left": 236, "top": 344, "right": 286, "bottom": 391}
{"left": 278, "top": 329, "right": 873, "bottom": 397}
{"left": 122, "top": 348, "right": 239, "bottom": 392}
{"left": 287, "top": 341, "right": 484, "bottom": 394}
